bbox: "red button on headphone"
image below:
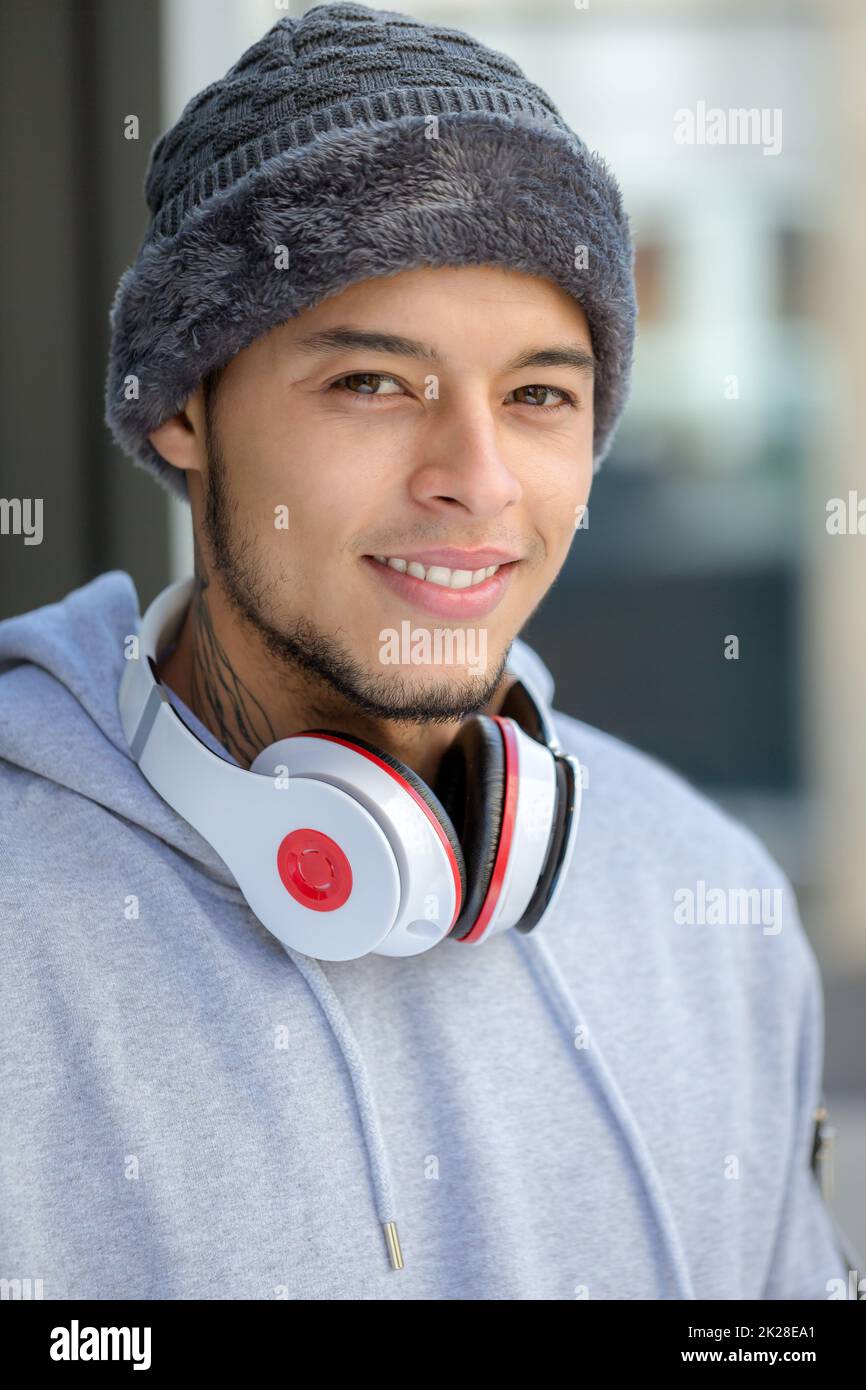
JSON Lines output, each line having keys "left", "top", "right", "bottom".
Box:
{"left": 277, "top": 828, "right": 353, "bottom": 911}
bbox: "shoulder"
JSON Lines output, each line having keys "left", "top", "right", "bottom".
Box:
{"left": 545, "top": 712, "right": 836, "bottom": 1298}
{"left": 548, "top": 707, "right": 821, "bottom": 1010}
{"left": 553, "top": 706, "right": 794, "bottom": 890}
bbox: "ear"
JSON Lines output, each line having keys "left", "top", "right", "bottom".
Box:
{"left": 148, "top": 384, "right": 205, "bottom": 474}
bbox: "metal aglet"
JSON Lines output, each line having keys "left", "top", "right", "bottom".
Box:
{"left": 383, "top": 1220, "right": 404, "bottom": 1270}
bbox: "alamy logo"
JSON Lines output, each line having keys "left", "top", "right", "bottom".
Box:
{"left": 673, "top": 879, "right": 783, "bottom": 935}
{"left": 825, "top": 1269, "right": 866, "bottom": 1300}
{"left": 673, "top": 101, "right": 782, "bottom": 156}
{"left": 826, "top": 491, "right": 866, "bottom": 535}
{"left": 0, "top": 497, "right": 43, "bottom": 545}
{"left": 379, "top": 621, "right": 488, "bottom": 673}
{"left": 49, "top": 1320, "right": 151, "bottom": 1371}
{"left": 0, "top": 1276, "right": 44, "bottom": 1298}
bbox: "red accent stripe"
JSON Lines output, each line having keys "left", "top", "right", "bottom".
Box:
{"left": 296, "top": 732, "right": 463, "bottom": 931}
{"left": 458, "top": 716, "right": 518, "bottom": 943}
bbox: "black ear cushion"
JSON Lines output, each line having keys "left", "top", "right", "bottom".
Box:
{"left": 302, "top": 728, "right": 466, "bottom": 904}
{"left": 514, "top": 753, "right": 571, "bottom": 935}
{"left": 433, "top": 717, "right": 505, "bottom": 940}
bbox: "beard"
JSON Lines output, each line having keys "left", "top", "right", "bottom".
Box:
{"left": 200, "top": 399, "right": 511, "bottom": 727}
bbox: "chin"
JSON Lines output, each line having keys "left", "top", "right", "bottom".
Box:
{"left": 394, "top": 666, "right": 492, "bottom": 690}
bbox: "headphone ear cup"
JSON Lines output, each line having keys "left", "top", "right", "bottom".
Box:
{"left": 434, "top": 716, "right": 505, "bottom": 940}
{"left": 303, "top": 729, "right": 467, "bottom": 906}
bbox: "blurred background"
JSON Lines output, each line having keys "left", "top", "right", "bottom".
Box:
{"left": 1, "top": 0, "right": 863, "bottom": 1261}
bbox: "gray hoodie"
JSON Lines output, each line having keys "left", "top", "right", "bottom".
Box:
{"left": 0, "top": 571, "right": 857, "bottom": 1300}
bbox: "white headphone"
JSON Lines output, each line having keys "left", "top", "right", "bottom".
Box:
{"left": 119, "top": 576, "right": 582, "bottom": 961}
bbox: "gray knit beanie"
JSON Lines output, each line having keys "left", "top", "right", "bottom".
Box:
{"left": 104, "top": 1, "right": 636, "bottom": 502}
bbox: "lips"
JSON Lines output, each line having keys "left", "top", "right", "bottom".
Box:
{"left": 361, "top": 554, "right": 519, "bottom": 619}
{"left": 369, "top": 547, "right": 520, "bottom": 569}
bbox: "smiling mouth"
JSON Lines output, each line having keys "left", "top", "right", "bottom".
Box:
{"left": 361, "top": 553, "right": 520, "bottom": 619}
{"left": 366, "top": 556, "right": 512, "bottom": 590}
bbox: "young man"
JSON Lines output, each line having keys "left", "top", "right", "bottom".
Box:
{"left": 0, "top": 3, "right": 857, "bottom": 1300}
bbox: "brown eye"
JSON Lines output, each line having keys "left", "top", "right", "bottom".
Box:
{"left": 332, "top": 373, "right": 403, "bottom": 396}
{"left": 509, "top": 384, "right": 575, "bottom": 410}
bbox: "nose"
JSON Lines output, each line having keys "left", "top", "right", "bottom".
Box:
{"left": 408, "top": 394, "right": 523, "bottom": 518}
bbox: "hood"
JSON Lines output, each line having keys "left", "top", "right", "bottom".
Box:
{"left": 0, "top": 570, "right": 697, "bottom": 1296}
{"left": 0, "top": 571, "right": 253, "bottom": 890}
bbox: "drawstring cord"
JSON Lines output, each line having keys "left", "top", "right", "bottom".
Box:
{"left": 281, "top": 930, "right": 695, "bottom": 1296}
{"left": 282, "top": 945, "right": 404, "bottom": 1270}
{"left": 516, "top": 928, "right": 697, "bottom": 1299}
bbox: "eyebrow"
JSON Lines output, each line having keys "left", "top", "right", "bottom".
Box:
{"left": 292, "top": 327, "right": 595, "bottom": 378}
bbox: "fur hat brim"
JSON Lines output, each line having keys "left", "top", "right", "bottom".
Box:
{"left": 105, "top": 109, "right": 636, "bottom": 501}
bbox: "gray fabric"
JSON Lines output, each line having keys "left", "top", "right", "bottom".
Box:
{"left": 0, "top": 572, "right": 859, "bottom": 1299}
{"left": 103, "top": 1, "right": 636, "bottom": 502}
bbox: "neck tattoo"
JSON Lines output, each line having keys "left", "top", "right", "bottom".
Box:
{"left": 187, "top": 561, "right": 278, "bottom": 767}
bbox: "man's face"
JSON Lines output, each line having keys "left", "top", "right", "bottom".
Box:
{"left": 196, "top": 264, "right": 594, "bottom": 723}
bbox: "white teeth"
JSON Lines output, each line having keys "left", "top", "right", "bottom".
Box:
{"left": 371, "top": 556, "right": 502, "bottom": 587}
{"left": 448, "top": 570, "right": 474, "bottom": 590}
